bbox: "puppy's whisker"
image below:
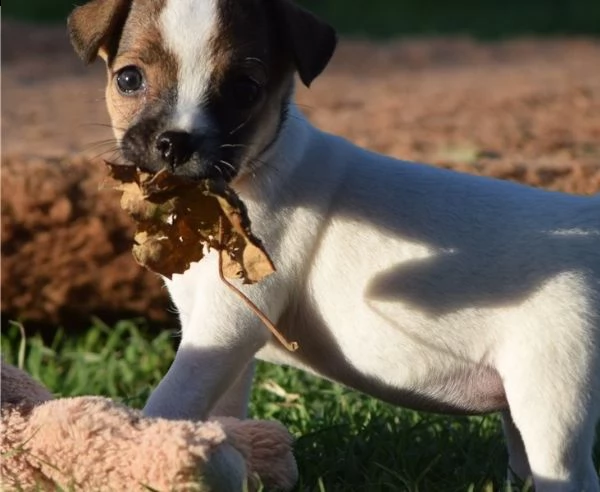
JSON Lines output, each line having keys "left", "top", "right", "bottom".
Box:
{"left": 84, "top": 143, "right": 121, "bottom": 157}
{"left": 83, "top": 138, "right": 119, "bottom": 147}
{"left": 229, "top": 110, "right": 257, "bottom": 137}
{"left": 89, "top": 149, "right": 122, "bottom": 161}
{"left": 92, "top": 146, "right": 121, "bottom": 156}
{"left": 220, "top": 143, "right": 251, "bottom": 149}
{"left": 81, "top": 141, "right": 120, "bottom": 153}
{"left": 229, "top": 120, "right": 249, "bottom": 137}
{"left": 81, "top": 123, "right": 128, "bottom": 132}
{"left": 218, "top": 160, "right": 237, "bottom": 173}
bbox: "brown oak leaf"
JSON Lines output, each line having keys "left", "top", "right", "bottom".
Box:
{"left": 105, "top": 162, "right": 275, "bottom": 282}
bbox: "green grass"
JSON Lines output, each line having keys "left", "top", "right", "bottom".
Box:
{"left": 4, "top": 0, "right": 600, "bottom": 37}
{"left": 2, "top": 320, "right": 598, "bottom": 491}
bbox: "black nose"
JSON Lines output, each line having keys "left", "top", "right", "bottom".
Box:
{"left": 156, "top": 131, "right": 193, "bottom": 168}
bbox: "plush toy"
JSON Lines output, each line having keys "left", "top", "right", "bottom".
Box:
{"left": 1, "top": 361, "right": 298, "bottom": 491}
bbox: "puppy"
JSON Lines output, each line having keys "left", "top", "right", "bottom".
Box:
{"left": 68, "top": 1, "right": 600, "bottom": 490}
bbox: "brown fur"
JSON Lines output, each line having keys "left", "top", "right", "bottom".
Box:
{"left": 70, "top": 0, "right": 175, "bottom": 140}
{"left": 68, "top": 0, "right": 133, "bottom": 64}
{"left": 109, "top": 1, "right": 175, "bottom": 141}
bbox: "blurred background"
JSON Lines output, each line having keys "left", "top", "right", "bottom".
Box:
{"left": 5, "top": 0, "right": 600, "bottom": 37}
{"left": 2, "top": 2, "right": 599, "bottom": 491}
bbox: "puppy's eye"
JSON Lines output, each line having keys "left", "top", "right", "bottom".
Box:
{"left": 226, "top": 76, "right": 262, "bottom": 108}
{"left": 116, "top": 66, "right": 145, "bottom": 94}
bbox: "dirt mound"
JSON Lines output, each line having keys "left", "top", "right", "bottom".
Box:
{"left": 1, "top": 156, "right": 168, "bottom": 326}
{"left": 2, "top": 23, "right": 599, "bottom": 328}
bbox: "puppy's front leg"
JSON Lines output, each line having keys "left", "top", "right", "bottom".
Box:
{"left": 210, "top": 360, "right": 256, "bottom": 418}
{"left": 144, "top": 313, "right": 268, "bottom": 420}
{"left": 144, "top": 267, "right": 277, "bottom": 420}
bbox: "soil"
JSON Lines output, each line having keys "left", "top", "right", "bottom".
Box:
{"left": 2, "top": 22, "right": 600, "bottom": 329}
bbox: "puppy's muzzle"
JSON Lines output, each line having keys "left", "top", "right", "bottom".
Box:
{"left": 121, "top": 122, "right": 229, "bottom": 180}
{"left": 156, "top": 131, "right": 194, "bottom": 170}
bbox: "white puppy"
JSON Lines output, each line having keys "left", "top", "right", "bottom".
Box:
{"left": 69, "top": 0, "right": 600, "bottom": 489}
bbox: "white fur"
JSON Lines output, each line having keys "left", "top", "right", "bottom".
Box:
{"left": 160, "top": 0, "right": 218, "bottom": 131}
{"left": 143, "top": 103, "right": 600, "bottom": 490}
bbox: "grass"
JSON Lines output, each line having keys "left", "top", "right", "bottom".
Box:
{"left": 4, "top": 319, "right": 598, "bottom": 491}
{"left": 4, "top": 0, "right": 600, "bottom": 37}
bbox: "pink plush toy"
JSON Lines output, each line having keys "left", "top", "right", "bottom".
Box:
{"left": 1, "top": 361, "right": 298, "bottom": 491}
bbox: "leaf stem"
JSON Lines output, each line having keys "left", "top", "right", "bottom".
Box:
{"left": 217, "top": 217, "right": 299, "bottom": 352}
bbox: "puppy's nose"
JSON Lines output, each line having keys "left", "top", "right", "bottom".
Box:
{"left": 156, "top": 131, "right": 193, "bottom": 168}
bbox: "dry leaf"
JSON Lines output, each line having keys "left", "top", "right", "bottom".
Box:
{"left": 103, "top": 162, "right": 298, "bottom": 351}
{"left": 106, "top": 162, "right": 275, "bottom": 282}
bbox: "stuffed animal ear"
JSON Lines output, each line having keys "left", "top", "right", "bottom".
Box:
{"left": 268, "top": 0, "right": 337, "bottom": 87}
{"left": 68, "top": 0, "right": 132, "bottom": 64}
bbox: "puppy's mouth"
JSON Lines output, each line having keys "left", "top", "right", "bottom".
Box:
{"left": 120, "top": 127, "right": 240, "bottom": 182}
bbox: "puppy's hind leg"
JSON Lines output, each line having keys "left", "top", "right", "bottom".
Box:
{"left": 498, "top": 320, "right": 600, "bottom": 492}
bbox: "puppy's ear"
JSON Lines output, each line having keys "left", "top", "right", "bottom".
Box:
{"left": 68, "top": 0, "right": 132, "bottom": 64}
{"left": 269, "top": 0, "right": 337, "bottom": 87}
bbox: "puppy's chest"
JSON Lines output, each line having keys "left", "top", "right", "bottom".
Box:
{"left": 256, "top": 295, "right": 507, "bottom": 415}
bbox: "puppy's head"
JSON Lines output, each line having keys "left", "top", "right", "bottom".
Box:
{"left": 68, "top": 0, "right": 336, "bottom": 181}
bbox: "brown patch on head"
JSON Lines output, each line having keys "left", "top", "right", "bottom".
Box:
{"left": 68, "top": 0, "right": 132, "bottom": 64}
{"left": 69, "top": 0, "right": 178, "bottom": 140}
{"left": 102, "top": 0, "right": 177, "bottom": 141}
